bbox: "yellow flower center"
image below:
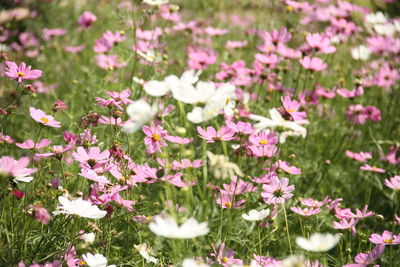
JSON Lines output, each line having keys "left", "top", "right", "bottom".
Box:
{"left": 79, "top": 260, "right": 86, "bottom": 265}
{"left": 259, "top": 139, "right": 268, "bottom": 145}
{"left": 222, "top": 257, "right": 229, "bottom": 263}
{"left": 152, "top": 134, "right": 160, "bottom": 141}
{"left": 286, "top": 5, "right": 294, "bottom": 12}
{"left": 384, "top": 239, "right": 393, "bottom": 244}
{"left": 224, "top": 202, "right": 232, "bottom": 208}
{"left": 17, "top": 72, "right": 25, "bottom": 77}
{"left": 288, "top": 108, "right": 295, "bottom": 112}
{"left": 40, "top": 117, "right": 49, "bottom": 124}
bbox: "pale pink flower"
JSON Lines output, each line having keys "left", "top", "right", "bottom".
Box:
{"left": 4, "top": 61, "right": 42, "bottom": 83}
{"left": 360, "top": 164, "right": 385, "bottom": 173}
{"left": 16, "top": 139, "right": 51, "bottom": 149}
{"left": 197, "top": 126, "right": 235, "bottom": 143}
{"left": 278, "top": 160, "right": 302, "bottom": 174}
{"left": 29, "top": 107, "right": 61, "bottom": 128}
{"left": 261, "top": 177, "right": 295, "bottom": 205}
{"left": 369, "top": 230, "right": 400, "bottom": 245}
{"left": 299, "top": 56, "right": 327, "bottom": 71}
{"left": 143, "top": 123, "right": 168, "bottom": 154}
{"left": 95, "top": 54, "right": 127, "bottom": 70}
{"left": 0, "top": 156, "right": 37, "bottom": 183}
{"left": 306, "top": 33, "right": 336, "bottom": 54}
{"left": 290, "top": 206, "right": 321, "bottom": 216}
{"left": 281, "top": 95, "right": 307, "bottom": 121}
{"left": 345, "top": 150, "right": 372, "bottom": 162}
{"left": 384, "top": 175, "right": 400, "bottom": 190}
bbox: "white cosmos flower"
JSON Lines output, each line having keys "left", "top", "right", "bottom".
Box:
{"left": 296, "top": 233, "right": 340, "bottom": 252}
{"left": 149, "top": 215, "right": 209, "bottom": 239}
{"left": 52, "top": 196, "right": 107, "bottom": 219}
{"left": 123, "top": 99, "right": 157, "bottom": 133}
{"left": 14, "top": 174, "right": 34, "bottom": 183}
{"left": 186, "top": 83, "right": 236, "bottom": 123}
{"left": 142, "top": 0, "right": 169, "bottom": 5}
{"left": 143, "top": 80, "right": 169, "bottom": 97}
{"left": 182, "top": 258, "right": 210, "bottom": 267}
{"left": 249, "top": 108, "right": 307, "bottom": 143}
{"left": 351, "top": 45, "right": 372, "bottom": 61}
{"left": 82, "top": 253, "right": 115, "bottom": 267}
{"left": 242, "top": 209, "right": 270, "bottom": 221}
{"left": 81, "top": 232, "right": 95, "bottom": 244}
{"left": 137, "top": 50, "right": 162, "bottom": 63}
{"left": 134, "top": 243, "right": 158, "bottom": 263}
{"left": 279, "top": 255, "right": 307, "bottom": 267}
{"left": 206, "top": 151, "right": 243, "bottom": 180}
{"left": 374, "top": 23, "right": 396, "bottom": 36}
{"left": 365, "top": 12, "right": 388, "bottom": 25}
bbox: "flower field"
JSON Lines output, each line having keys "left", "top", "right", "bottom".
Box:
{"left": 0, "top": 0, "right": 400, "bottom": 266}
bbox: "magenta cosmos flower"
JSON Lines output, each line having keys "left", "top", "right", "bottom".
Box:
{"left": 72, "top": 146, "right": 110, "bottom": 171}
{"left": 29, "top": 107, "right": 61, "bottom": 128}
{"left": 197, "top": 125, "right": 235, "bottom": 143}
{"left": 143, "top": 123, "right": 168, "bottom": 154}
{"left": 0, "top": 156, "right": 37, "bottom": 183}
{"left": 4, "top": 61, "right": 42, "bottom": 83}
{"left": 261, "top": 177, "right": 295, "bottom": 205}
{"left": 369, "top": 230, "right": 400, "bottom": 245}
{"left": 78, "top": 11, "right": 97, "bottom": 28}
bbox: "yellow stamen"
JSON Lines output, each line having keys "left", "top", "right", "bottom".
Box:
{"left": 152, "top": 134, "right": 160, "bottom": 141}
{"left": 224, "top": 202, "right": 232, "bottom": 208}
{"left": 17, "top": 72, "right": 25, "bottom": 77}
{"left": 384, "top": 239, "right": 393, "bottom": 244}
{"left": 288, "top": 108, "right": 295, "bottom": 112}
{"left": 286, "top": 5, "right": 294, "bottom": 12}
{"left": 259, "top": 139, "right": 268, "bottom": 145}
{"left": 222, "top": 257, "right": 229, "bottom": 263}
{"left": 40, "top": 117, "right": 49, "bottom": 124}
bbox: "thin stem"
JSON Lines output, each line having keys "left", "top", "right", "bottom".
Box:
{"left": 282, "top": 204, "right": 293, "bottom": 255}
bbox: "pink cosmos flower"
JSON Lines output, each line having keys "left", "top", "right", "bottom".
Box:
{"left": 16, "top": 138, "right": 51, "bottom": 149}
{"left": 354, "top": 205, "right": 375, "bottom": 219}
{"left": 30, "top": 205, "right": 51, "bottom": 225}
{"left": 171, "top": 159, "right": 203, "bottom": 170}
{"left": 72, "top": 146, "right": 110, "bottom": 171}
{"left": 161, "top": 172, "right": 195, "bottom": 188}
{"left": 345, "top": 150, "right": 372, "bottom": 162}
{"left": 35, "top": 145, "right": 73, "bottom": 160}
{"left": 211, "top": 243, "right": 243, "bottom": 267}
{"left": 336, "top": 86, "right": 364, "bottom": 98}
{"left": 290, "top": 206, "right": 321, "bottom": 217}
{"left": 79, "top": 169, "right": 110, "bottom": 185}
{"left": 0, "top": 134, "right": 14, "bottom": 144}
{"left": 78, "top": 11, "right": 97, "bottom": 28}
{"left": 197, "top": 126, "right": 235, "bottom": 143}
{"left": 222, "top": 178, "right": 256, "bottom": 195}
{"left": 0, "top": 156, "right": 37, "bottom": 183}
{"left": 29, "top": 107, "right": 61, "bottom": 128}
{"left": 143, "top": 123, "right": 168, "bottom": 154}
{"left": 64, "top": 45, "right": 85, "bottom": 53}
{"left": 261, "top": 177, "right": 295, "bottom": 205}
{"left": 249, "top": 130, "right": 278, "bottom": 147}
{"left": 306, "top": 33, "right": 336, "bottom": 54}
{"left": 278, "top": 160, "right": 302, "bottom": 174}
{"left": 350, "top": 244, "right": 385, "bottom": 266}
{"left": 164, "top": 135, "right": 193, "bottom": 145}
{"left": 188, "top": 47, "right": 217, "bottom": 70}
{"left": 369, "top": 230, "right": 400, "bottom": 245}
{"left": 299, "top": 56, "right": 327, "bottom": 71}
{"left": 4, "top": 61, "right": 42, "bottom": 83}
{"left": 226, "top": 40, "right": 248, "bottom": 49}
{"left": 98, "top": 116, "right": 128, "bottom": 126}
{"left": 384, "top": 175, "right": 400, "bottom": 190}
{"left": 301, "top": 197, "right": 330, "bottom": 208}
{"left": 360, "top": 164, "right": 385, "bottom": 173}
{"left": 226, "top": 120, "right": 254, "bottom": 136}
{"left": 382, "top": 146, "right": 400, "bottom": 165}
{"left": 42, "top": 28, "right": 67, "bottom": 41}
{"left": 216, "top": 190, "right": 245, "bottom": 209}
{"left": 333, "top": 218, "right": 358, "bottom": 235}
{"left": 95, "top": 54, "right": 127, "bottom": 70}
{"left": 281, "top": 95, "right": 307, "bottom": 121}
